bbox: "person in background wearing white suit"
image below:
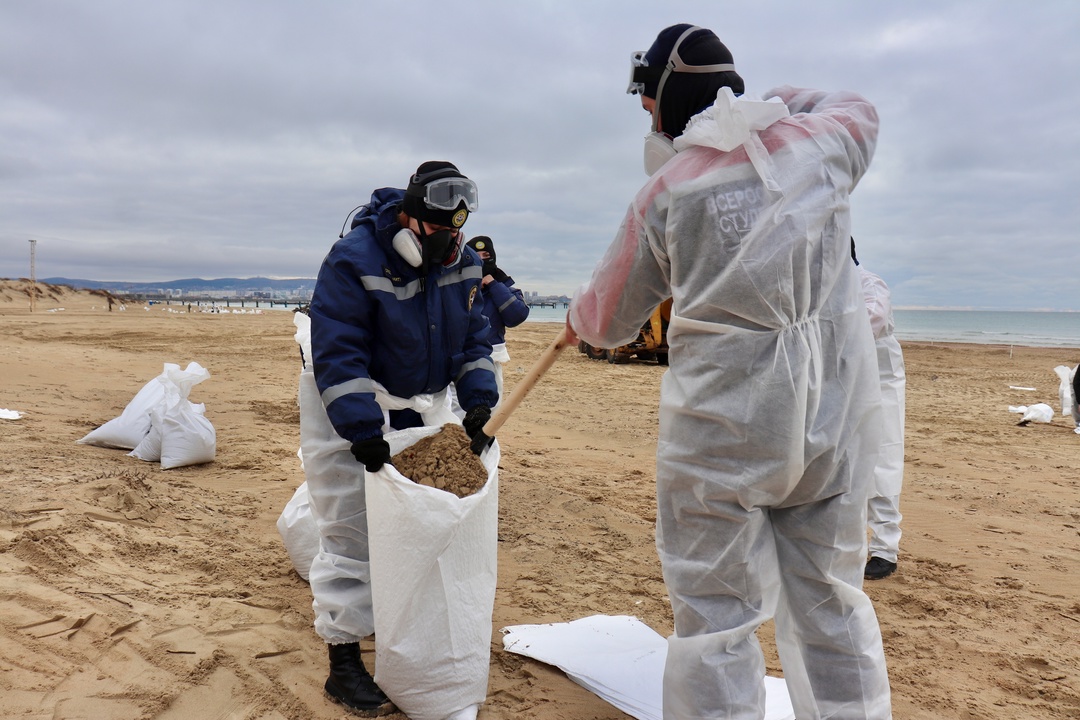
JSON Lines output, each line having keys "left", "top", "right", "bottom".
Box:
{"left": 852, "top": 238, "right": 907, "bottom": 581}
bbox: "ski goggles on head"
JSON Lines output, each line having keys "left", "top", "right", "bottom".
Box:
{"left": 421, "top": 177, "right": 479, "bottom": 212}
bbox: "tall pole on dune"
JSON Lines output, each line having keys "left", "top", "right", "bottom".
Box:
{"left": 28, "top": 239, "right": 37, "bottom": 312}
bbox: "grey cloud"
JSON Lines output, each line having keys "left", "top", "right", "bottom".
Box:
{"left": 2, "top": 1, "right": 1078, "bottom": 308}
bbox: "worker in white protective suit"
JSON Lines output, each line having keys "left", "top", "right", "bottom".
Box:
{"left": 853, "top": 239, "right": 907, "bottom": 581}
{"left": 566, "top": 24, "right": 892, "bottom": 719}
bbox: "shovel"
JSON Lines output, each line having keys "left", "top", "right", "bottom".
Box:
{"left": 470, "top": 327, "right": 572, "bottom": 454}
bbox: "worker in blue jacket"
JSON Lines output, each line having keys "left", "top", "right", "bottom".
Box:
{"left": 305, "top": 160, "right": 498, "bottom": 715}
{"left": 465, "top": 235, "right": 530, "bottom": 403}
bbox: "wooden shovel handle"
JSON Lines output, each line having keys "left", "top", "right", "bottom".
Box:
{"left": 470, "top": 327, "right": 571, "bottom": 453}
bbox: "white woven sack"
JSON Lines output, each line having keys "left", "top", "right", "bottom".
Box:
{"left": 158, "top": 399, "right": 216, "bottom": 469}
{"left": 77, "top": 364, "right": 175, "bottom": 449}
{"left": 124, "top": 363, "right": 214, "bottom": 468}
{"left": 367, "top": 426, "right": 500, "bottom": 720}
{"left": 276, "top": 482, "right": 319, "bottom": 581}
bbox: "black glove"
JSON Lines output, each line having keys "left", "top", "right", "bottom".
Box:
{"left": 462, "top": 405, "right": 492, "bottom": 440}
{"left": 350, "top": 436, "right": 391, "bottom": 473}
{"left": 483, "top": 260, "right": 509, "bottom": 283}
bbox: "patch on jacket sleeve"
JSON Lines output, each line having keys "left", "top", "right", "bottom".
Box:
{"left": 468, "top": 285, "right": 478, "bottom": 312}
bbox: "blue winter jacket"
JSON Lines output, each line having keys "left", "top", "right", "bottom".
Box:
{"left": 478, "top": 277, "right": 530, "bottom": 345}
{"left": 309, "top": 188, "right": 498, "bottom": 444}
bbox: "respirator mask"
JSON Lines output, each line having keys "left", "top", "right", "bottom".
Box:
{"left": 392, "top": 224, "right": 462, "bottom": 268}
{"left": 421, "top": 228, "right": 460, "bottom": 267}
{"left": 392, "top": 227, "right": 424, "bottom": 267}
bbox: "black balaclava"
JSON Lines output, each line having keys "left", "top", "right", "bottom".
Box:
{"left": 466, "top": 235, "right": 508, "bottom": 282}
{"left": 644, "top": 24, "right": 744, "bottom": 139}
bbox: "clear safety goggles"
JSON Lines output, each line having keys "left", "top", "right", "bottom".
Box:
{"left": 422, "top": 177, "right": 479, "bottom": 212}
{"left": 627, "top": 51, "right": 657, "bottom": 95}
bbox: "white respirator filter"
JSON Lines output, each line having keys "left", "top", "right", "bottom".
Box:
{"left": 392, "top": 228, "right": 423, "bottom": 267}
{"left": 643, "top": 132, "right": 677, "bottom": 176}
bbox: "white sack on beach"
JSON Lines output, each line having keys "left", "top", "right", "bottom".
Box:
{"left": 276, "top": 482, "right": 319, "bottom": 582}
{"left": 367, "top": 426, "right": 500, "bottom": 720}
{"left": 1, "top": 408, "right": 23, "bottom": 420}
{"left": 156, "top": 399, "right": 216, "bottom": 469}
{"left": 1008, "top": 403, "right": 1055, "bottom": 424}
{"left": 125, "top": 363, "right": 216, "bottom": 468}
{"left": 77, "top": 365, "right": 175, "bottom": 448}
{"left": 501, "top": 615, "right": 795, "bottom": 720}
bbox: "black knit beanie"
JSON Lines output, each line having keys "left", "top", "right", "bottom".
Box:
{"left": 644, "top": 24, "right": 744, "bottom": 138}
{"left": 402, "top": 161, "right": 471, "bottom": 228}
{"left": 466, "top": 235, "right": 496, "bottom": 262}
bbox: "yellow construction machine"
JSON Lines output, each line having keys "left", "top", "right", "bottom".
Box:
{"left": 578, "top": 298, "right": 672, "bottom": 365}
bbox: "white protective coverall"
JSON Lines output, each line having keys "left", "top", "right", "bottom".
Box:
{"left": 294, "top": 312, "right": 461, "bottom": 644}
{"left": 570, "top": 86, "right": 891, "bottom": 719}
{"left": 860, "top": 266, "right": 906, "bottom": 565}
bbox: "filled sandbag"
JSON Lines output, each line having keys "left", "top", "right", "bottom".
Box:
{"left": 367, "top": 426, "right": 500, "bottom": 720}
{"left": 128, "top": 363, "right": 215, "bottom": 469}
{"left": 77, "top": 365, "right": 175, "bottom": 449}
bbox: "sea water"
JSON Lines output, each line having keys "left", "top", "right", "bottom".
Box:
{"left": 893, "top": 310, "right": 1080, "bottom": 349}
{"left": 522, "top": 305, "right": 1080, "bottom": 349}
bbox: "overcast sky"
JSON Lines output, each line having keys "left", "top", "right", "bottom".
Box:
{"left": 2, "top": 1, "right": 1077, "bottom": 310}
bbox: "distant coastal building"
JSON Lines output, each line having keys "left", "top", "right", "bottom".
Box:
{"left": 524, "top": 292, "right": 571, "bottom": 309}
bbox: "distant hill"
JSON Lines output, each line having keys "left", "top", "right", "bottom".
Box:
{"left": 39, "top": 276, "right": 317, "bottom": 294}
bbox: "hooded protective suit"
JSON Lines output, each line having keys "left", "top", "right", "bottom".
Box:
{"left": 860, "top": 266, "right": 906, "bottom": 566}
{"left": 570, "top": 86, "right": 891, "bottom": 719}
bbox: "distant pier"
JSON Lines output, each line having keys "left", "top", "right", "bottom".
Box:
{"left": 152, "top": 297, "right": 308, "bottom": 311}
{"left": 154, "top": 295, "right": 559, "bottom": 311}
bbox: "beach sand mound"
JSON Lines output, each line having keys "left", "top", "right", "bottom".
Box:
{"left": 0, "top": 278, "right": 124, "bottom": 311}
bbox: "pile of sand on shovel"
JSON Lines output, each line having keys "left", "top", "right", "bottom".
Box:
{"left": 391, "top": 423, "right": 489, "bottom": 498}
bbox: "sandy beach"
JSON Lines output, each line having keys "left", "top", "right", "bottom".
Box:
{"left": 1, "top": 280, "right": 1078, "bottom": 720}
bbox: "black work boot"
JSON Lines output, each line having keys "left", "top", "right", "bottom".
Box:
{"left": 864, "top": 556, "right": 898, "bottom": 580}
{"left": 324, "top": 642, "right": 395, "bottom": 717}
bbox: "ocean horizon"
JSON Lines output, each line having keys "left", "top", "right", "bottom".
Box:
{"left": 521, "top": 305, "right": 1080, "bottom": 350}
